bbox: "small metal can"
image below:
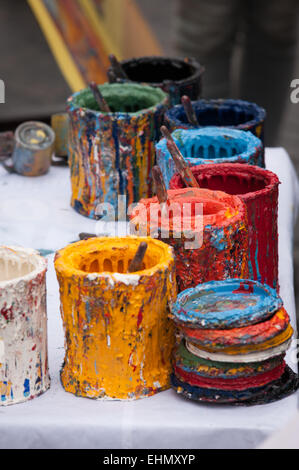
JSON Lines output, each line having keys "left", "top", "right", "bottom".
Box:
{"left": 51, "top": 113, "right": 69, "bottom": 158}
{"left": 12, "top": 121, "right": 55, "bottom": 176}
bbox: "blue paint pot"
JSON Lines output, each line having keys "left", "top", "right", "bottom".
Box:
{"left": 156, "top": 127, "right": 264, "bottom": 187}
{"left": 165, "top": 99, "right": 266, "bottom": 143}
{"left": 170, "top": 279, "right": 282, "bottom": 330}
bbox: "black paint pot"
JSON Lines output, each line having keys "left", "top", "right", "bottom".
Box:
{"left": 108, "top": 56, "right": 204, "bottom": 106}
{"left": 165, "top": 99, "right": 266, "bottom": 144}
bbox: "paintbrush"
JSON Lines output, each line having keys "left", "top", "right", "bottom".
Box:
{"left": 152, "top": 166, "right": 168, "bottom": 204}
{"left": 109, "top": 54, "right": 128, "bottom": 80}
{"left": 160, "top": 126, "right": 200, "bottom": 188}
{"left": 89, "top": 82, "right": 111, "bottom": 113}
{"left": 181, "top": 95, "right": 199, "bottom": 126}
{"left": 128, "top": 242, "right": 148, "bottom": 273}
{"left": 79, "top": 233, "right": 97, "bottom": 240}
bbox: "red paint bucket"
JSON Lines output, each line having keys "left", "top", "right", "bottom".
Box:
{"left": 130, "top": 188, "right": 248, "bottom": 292}
{"left": 170, "top": 163, "right": 280, "bottom": 289}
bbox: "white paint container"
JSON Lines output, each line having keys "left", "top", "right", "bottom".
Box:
{"left": 0, "top": 246, "right": 50, "bottom": 405}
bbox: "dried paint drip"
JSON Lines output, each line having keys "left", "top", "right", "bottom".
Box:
{"left": 130, "top": 188, "right": 249, "bottom": 292}
{"left": 54, "top": 237, "right": 176, "bottom": 401}
{"left": 165, "top": 99, "right": 266, "bottom": 147}
{"left": 0, "top": 246, "right": 50, "bottom": 406}
{"left": 157, "top": 127, "right": 264, "bottom": 188}
{"left": 67, "top": 83, "right": 168, "bottom": 218}
{"left": 170, "top": 279, "right": 298, "bottom": 405}
{"left": 170, "top": 163, "right": 280, "bottom": 289}
{"left": 108, "top": 56, "right": 204, "bottom": 106}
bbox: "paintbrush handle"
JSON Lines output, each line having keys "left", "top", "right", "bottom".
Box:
{"left": 161, "top": 126, "right": 199, "bottom": 189}
{"left": 128, "top": 242, "right": 148, "bottom": 273}
{"left": 109, "top": 54, "right": 128, "bottom": 80}
{"left": 89, "top": 82, "right": 111, "bottom": 113}
{"left": 79, "top": 233, "right": 97, "bottom": 240}
{"left": 152, "top": 166, "right": 168, "bottom": 204}
{"left": 166, "top": 140, "right": 199, "bottom": 188}
{"left": 181, "top": 95, "right": 199, "bottom": 126}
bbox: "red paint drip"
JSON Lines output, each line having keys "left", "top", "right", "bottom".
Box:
{"left": 137, "top": 307, "right": 143, "bottom": 328}
{"left": 0, "top": 305, "right": 13, "bottom": 321}
{"left": 233, "top": 282, "right": 254, "bottom": 294}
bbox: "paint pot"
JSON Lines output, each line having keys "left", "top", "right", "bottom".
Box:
{"left": 156, "top": 127, "right": 264, "bottom": 187}
{"left": 9, "top": 121, "right": 55, "bottom": 176}
{"left": 171, "top": 279, "right": 283, "bottom": 330}
{"left": 54, "top": 237, "right": 176, "bottom": 400}
{"left": 174, "top": 341, "right": 285, "bottom": 379}
{"left": 165, "top": 99, "right": 266, "bottom": 145}
{"left": 108, "top": 56, "right": 204, "bottom": 106}
{"left": 170, "top": 279, "right": 297, "bottom": 405}
{"left": 130, "top": 188, "right": 249, "bottom": 292}
{"left": 171, "top": 366, "right": 298, "bottom": 405}
{"left": 0, "top": 246, "right": 50, "bottom": 406}
{"left": 51, "top": 113, "right": 69, "bottom": 158}
{"left": 67, "top": 83, "right": 168, "bottom": 218}
{"left": 170, "top": 163, "right": 280, "bottom": 289}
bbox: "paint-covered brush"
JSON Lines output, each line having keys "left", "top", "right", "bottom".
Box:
{"left": 152, "top": 166, "right": 168, "bottom": 204}
{"left": 89, "top": 82, "right": 111, "bottom": 113}
{"left": 181, "top": 95, "right": 199, "bottom": 126}
{"left": 79, "top": 232, "right": 97, "bottom": 240}
{"left": 109, "top": 54, "right": 128, "bottom": 80}
{"left": 160, "top": 126, "right": 200, "bottom": 189}
{"left": 107, "top": 69, "right": 118, "bottom": 84}
{"left": 128, "top": 242, "right": 148, "bottom": 273}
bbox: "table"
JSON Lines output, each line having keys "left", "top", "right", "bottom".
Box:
{"left": 0, "top": 148, "right": 298, "bottom": 450}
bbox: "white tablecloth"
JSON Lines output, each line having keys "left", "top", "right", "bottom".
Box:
{"left": 0, "top": 148, "right": 298, "bottom": 450}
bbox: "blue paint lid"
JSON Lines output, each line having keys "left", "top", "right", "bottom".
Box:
{"left": 170, "top": 279, "right": 283, "bottom": 330}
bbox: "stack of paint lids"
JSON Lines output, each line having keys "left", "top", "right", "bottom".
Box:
{"left": 170, "top": 279, "right": 298, "bottom": 405}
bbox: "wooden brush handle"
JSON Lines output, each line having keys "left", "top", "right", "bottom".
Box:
{"left": 128, "top": 242, "right": 148, "bottom": 273}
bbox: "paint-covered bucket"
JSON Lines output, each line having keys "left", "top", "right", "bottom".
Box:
{"left": 170, "top": 163, "right": 280, "bottom": 289}
{"left": 12, "top": 121, "right": 55, "bottom": 176}
{"left": 170, "top": 279, "right": 297, "bottom": 405}
{"left": 108, "top": 56, "right": 204, "bottom": 106}
{"left": 165, "top": 99, "right": 266, "bottom": 144}
{"left": 51, "top": 113, "right": 69, "bottom": 158}
{"left": 0, "top": 246, "right": 50, "bottom": 406}
{"left": 156, "top": 127, "right": 264, "bottom": 187}
{"left": 67, "top": 83, "right": 168, "bottom": 218}
{"left": 130, "top": 188, "right": 248, "bottom": 292}
{"left": 54, "top": 237, "right": 176, "bottom": 400}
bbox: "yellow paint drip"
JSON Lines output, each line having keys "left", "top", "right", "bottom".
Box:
{"left": 54, "top": 237, "right": 177, "bottom": 400}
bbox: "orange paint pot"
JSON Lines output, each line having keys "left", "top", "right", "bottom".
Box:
{"left": 130, "top": 188, "right": 249, "bottom": 292}
{"left": 54, "top": 237, "right": 176, "bottom": 401}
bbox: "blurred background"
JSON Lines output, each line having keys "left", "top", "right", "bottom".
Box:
{"left": 0, "top": 0, "right": 299, "bottom": 310}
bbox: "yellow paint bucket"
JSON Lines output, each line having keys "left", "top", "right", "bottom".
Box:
{"left": 54, "top": 237, "right": 176, "bottom": 400}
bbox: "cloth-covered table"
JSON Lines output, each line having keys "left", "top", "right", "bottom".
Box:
{"left": 0, "top": 148, "right": 298, "bottom": 450}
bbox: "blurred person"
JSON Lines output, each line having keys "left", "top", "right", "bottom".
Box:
{"left": 175, "top": 0, "right": 299, "bottom": 146}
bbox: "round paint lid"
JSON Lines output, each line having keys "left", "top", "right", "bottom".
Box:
{"left": 171, "top": 279, "right": 283, "bottom": 329}
{"left": 15, "top": 121, "right": 55, "bottom": 150}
